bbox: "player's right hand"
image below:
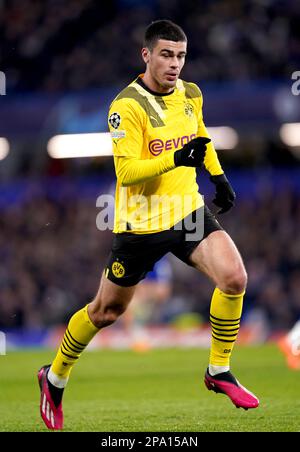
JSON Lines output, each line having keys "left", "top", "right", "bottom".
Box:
{"left": 173, "top": 137, "right": 211, "bottom": 167}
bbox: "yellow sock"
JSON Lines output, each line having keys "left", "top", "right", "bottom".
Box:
{"left": 209, "top": 287, "right": 244, "bottom": 367}
{"left": 50, "top": 305, "right": 99, "bottom": 380}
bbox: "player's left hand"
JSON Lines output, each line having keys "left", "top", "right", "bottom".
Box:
{"left": 210, "top": 174, "right": 236, "bottom": 214}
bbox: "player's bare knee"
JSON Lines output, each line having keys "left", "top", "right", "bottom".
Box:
{"left": 221, "top": 268, "right": 247, "bottom": 295}
{"left": 103, "top": 302, "right": 127, "bottom": 325}
{"left": 88, "top": 300, "right": 127, "bottom": 329}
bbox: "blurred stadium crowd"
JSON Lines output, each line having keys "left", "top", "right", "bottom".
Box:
{"left": 2, "top": 0, "right": 299, "bottom": 92}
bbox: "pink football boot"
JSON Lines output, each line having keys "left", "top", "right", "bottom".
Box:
{"left": 37, "top": 365, "right": 64, "bottom": 430}
{"left": 204, "top": 368, "right": 259, "bottom": 410}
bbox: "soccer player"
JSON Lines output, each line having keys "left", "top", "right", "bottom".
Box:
{"left": 278, "top": 320, "right": 300, "bottom": 370}
{"left": 38, "top": 19, "right": 259, "bottom": 430}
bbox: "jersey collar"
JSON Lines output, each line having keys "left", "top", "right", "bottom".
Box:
{"left": 135, "top": 74, "right": 175, "bottom": 97}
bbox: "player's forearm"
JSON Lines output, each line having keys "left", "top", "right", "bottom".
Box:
{"left": 197, "top": 118, "right": 223, "bottom": 176}
{"left": 114, "top": 153, "right": 176, "bottom": 186}
{"left": 204, "top": 142, "right": 224, "bottom": 176}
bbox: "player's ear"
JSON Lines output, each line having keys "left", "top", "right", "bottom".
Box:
{"left": 141, "top": 47, "right": 150, "bottom": 64}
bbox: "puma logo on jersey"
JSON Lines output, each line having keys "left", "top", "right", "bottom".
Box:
{"left": 149, "top": 115, "right": 159, "bottom": 124}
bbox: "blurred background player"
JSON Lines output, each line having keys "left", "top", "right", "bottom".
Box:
{"left": 122, "top": 256, "right": 173, "bottom": 351}
{"left": 278, "top": 320, "right": 300, "bottom": 370}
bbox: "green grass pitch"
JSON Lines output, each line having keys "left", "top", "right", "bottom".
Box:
{"left": 0, "top": 344, "right": 299, "bottom": 432}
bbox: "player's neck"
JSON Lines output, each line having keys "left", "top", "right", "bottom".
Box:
{"left": 138, "top": 75, "right": 174, "bottom": 96}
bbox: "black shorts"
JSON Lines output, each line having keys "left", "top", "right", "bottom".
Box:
{"left": 105, "top": 205, "right": 223, "bottom": 287}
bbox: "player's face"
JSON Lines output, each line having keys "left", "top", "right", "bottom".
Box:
{"left": 142, "top": 39, "right": 187, "bottom": 93}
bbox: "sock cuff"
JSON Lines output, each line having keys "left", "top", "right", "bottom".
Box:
{"left": 48, "top": 367, "right": 69, "bottom": 388}
{"left": 83, "top": 304, "right": 100, "bottom": 332}
{"left": 208, "top": 364, "right": 230, "bottom": 376}
{"left": 216, "top": 288, "right": 245, "bottom": 299}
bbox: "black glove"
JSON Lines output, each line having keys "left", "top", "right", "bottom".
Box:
{"left": 174, "top": 137, "right": 211, "bottom": 167}
{"left": 210, "top": 174, "right": 236, "bottom": 214}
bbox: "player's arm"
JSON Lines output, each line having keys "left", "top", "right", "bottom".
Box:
{"left": 196, "top": 88, "right": 223, "bottom": 176}
{"left": 115, "top": 136, "right": 211, "bottom": 186}
{"left": 114, "top": 154, "right": 175, "bottom": 187}
{"left": 196, "top": 86, "right": 236, "bottom": 213}
{"left": 109, "top": 100, "right": 209, "bottom": 187}
{"left": 109, "top": 101, "right": 176, "bottom": 186}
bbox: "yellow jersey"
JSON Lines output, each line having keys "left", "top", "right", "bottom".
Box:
{"left": 108, "top": 75, "right": 223, "bottom": 233}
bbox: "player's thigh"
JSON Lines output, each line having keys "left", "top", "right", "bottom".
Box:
{"left": 188, "top": 230, "right": 247, "bottom": 288}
